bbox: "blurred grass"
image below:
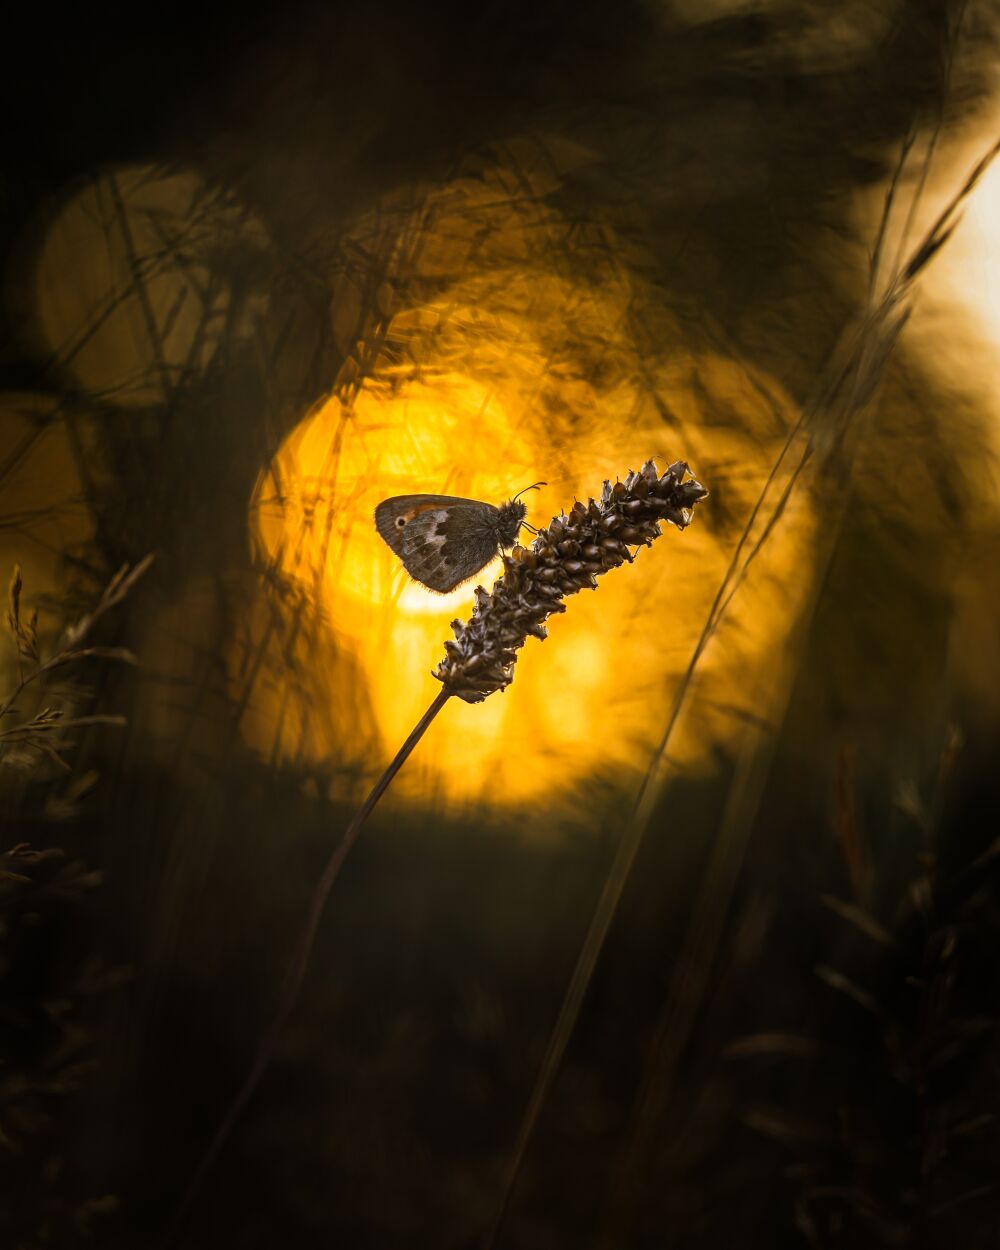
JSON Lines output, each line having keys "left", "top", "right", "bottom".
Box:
{"left": 1, "top": 0, "right": 1000, "bottom": 1247}
{"left": 1, "top": 564, "right": 148, "bottom": 1248}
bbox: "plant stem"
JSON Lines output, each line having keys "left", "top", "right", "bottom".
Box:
{"left": 164, "top": 686, "right": 452, "bottom": 1248}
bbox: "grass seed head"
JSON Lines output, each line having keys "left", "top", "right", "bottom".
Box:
{"left": 434, "top": 459, "right": 708, "bottom": 703}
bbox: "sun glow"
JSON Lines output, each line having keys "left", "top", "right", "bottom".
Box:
{"left": 236, "top": 147, "right": 814, "bottom": 808}
{"left": 243, "top": 344, "right": 810, "bottom": 808}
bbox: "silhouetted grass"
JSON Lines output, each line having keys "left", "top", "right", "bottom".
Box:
{"left": 1, "top": 560, "right": 149, "bottom": 1247}
{"left": 484, "top": 130, "right": 1000, "bottom": 1249}
{"left": 3, "top": 5, "right": 999, "bottom": 1248}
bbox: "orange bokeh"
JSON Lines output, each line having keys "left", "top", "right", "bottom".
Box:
{"left": 238, "top": 161, "right": 816, "bottom": 807}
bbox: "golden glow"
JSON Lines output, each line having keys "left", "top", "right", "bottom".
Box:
{"left": 912, "top": 111, "right": 1000, "bottom": 463}
{"left": 847, "top": 99, "right": 1000, "bottom": 465}
{"left": 30, "top": 165, "right": 267, "bottom": 407}
{"left": 239, "top": 148, "right": 815, "bottom": 807}
{"left": 887, "top": 101, "right": 1000, "bottom": 724}
{"left": 840, "top": 99, "right": 1000, "bottom": 732}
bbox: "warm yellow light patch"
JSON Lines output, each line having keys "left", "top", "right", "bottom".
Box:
{"left": 29, "top": 164, "right": 267, "bottom": 407}
{"left": 238, "top": 150, "right": 815, "bottom": 808}
{"left": 869, "top": 100, "right": 1000, "bottom": 726}
{"left": 848, "top": 102, "right": 1000, "bottom": 469}
{"left": 242, "top": 366, "right": 812, "bottom": 805}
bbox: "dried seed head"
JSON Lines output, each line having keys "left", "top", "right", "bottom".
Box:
{"left": 433, "top": 460, "right": 708, "bottom": 703}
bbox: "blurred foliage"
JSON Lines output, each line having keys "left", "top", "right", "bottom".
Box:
{"left": 1, "top": 564, "right": 146, "bottom": 1247}
{"left": 0, "top": 0, "right": 999, "bottom": 1247}
{"left": 729, "top": 786, "right": 1000, "bottom": 1249}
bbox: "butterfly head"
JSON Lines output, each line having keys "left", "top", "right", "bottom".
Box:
{"left": 495, "top": 498, "right": 529, "bottom": 548}
{"left": 496, "top": 481, "right": 545, "bottom": 548}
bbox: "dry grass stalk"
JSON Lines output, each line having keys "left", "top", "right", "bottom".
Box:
{"left": 168, "top": 458, "right": 709, "bottom": 1245}
{"left": 435, "top": 460, "right": 707, "bottom": 702}
{"left": 1, "top": 556, "right": 152, "bottom": 774}
{"left": 485, "top": 131, "right": 1000, "bottom": 1250}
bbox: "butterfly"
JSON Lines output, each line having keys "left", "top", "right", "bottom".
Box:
{"left": 374, "top": 483, "right": 545, "bottom": 593}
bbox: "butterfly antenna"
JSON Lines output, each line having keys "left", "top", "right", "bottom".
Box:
{"left": 511, "top": 481, "right": 547, "bottom": 503}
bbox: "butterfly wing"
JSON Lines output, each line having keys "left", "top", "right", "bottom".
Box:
{"left": 374, "top": 495, "right": 502, "bottom": 593}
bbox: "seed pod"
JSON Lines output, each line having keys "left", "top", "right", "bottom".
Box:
{"left": 433, "top": 460, "right": 709, "bottom": 703}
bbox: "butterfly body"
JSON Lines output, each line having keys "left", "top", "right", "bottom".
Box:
{"left": 374, "top": 494, "right": 528, "bottom": 593}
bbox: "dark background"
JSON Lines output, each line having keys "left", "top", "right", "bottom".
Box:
{"left": 2, "top": 3, "right": 1000, "bottom": 1248}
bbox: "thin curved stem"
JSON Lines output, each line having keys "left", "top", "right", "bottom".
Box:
{"left": 482, "top": 128, "right": 1000, "bottom": 1249}
{"left": 163, "top": 687, "right": 452, "bottom": 1248}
